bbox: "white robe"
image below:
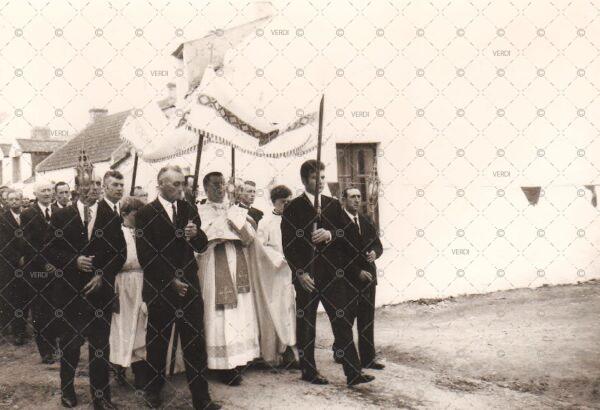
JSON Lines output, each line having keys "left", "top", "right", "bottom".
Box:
{"left": 196, "top": 201, "right": 260, "bottom": 369}
{"left": 252, "top": 212, "right": 296, "bottom": 363}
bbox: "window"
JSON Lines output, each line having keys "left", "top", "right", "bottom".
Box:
{"left": 336, "top": 143, "right": 379, "bottom": 226}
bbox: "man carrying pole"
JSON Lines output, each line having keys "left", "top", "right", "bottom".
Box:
{"left": 280, "top": 97, "right": 375, "bottom": 386}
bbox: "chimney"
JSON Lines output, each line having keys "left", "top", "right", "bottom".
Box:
{"left": 31, "top": 126, "right": 51, "bottom": 140}
{"left": 89, "top": 108, "right": 108, "bottom": 123}
{"left": 166, "top": 82, "right": 177, "bottom": 106}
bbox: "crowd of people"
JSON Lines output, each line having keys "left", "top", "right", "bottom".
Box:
{"left": 0, "top": 159, "right": 383, "bottom": 410}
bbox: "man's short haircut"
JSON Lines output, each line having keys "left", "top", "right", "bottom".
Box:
{"left": 342, "top": 187, "right": 361, "bottom": 198}
{"left": 270, "top": 185, "right": 292, "bottom": 203}
{"left": 157, "top": 165, "right": 183, "bottom": 183}
{"left": 120, "top": 196, "right": 145, "bottom": 216}
{"left": 55, "top": 181, "right": 70, "bottom": 192}
{"left": 300, "top": 159, "right": 325, "bottom": 181}
{"left": 134, "top": 185, "right": 143, "bottom": 191}
{"left": 202, "top": 171, "right": 224, "bottom": 189}
{"left": 244, "top": 180, "right": 256, "bottom": 187}
{"left": 103, "top": 170, "right": 124, "bottom": 184}
{"left": 6, "top": 188, "right": 22, "bottom": 198}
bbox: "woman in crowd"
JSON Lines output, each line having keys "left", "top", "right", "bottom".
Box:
{"left": 109, "top": 196, "right": 149, "bottom": 390}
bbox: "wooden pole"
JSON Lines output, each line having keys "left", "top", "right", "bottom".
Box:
{"left": 310, "top": 95, "right": 325, "bottom": 279}
{"left": 129, "top": 152, "right": 139, "bottom": 196}
{"left": 231, "top": 146, "right": 235, "bottom": 181}
{"left": 191, "top": 133, "right": 205, "bottom": 199}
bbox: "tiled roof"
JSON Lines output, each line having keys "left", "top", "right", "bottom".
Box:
{"left": 0, "top": 143, "right": 11, "bottom": 156}
{"left": 16, "top": 138, "right": 66, "bottom": 153}
{"left": 36, "top": 110, "right": 131, "bottom": 172}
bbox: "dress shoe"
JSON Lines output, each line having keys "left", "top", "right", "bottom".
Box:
{"left": 364, "top": 361, "right": 385, "bottom": 370}
{"left": 93, "top": 399, "right": 118, "bottom": 410}
{"left": 143, "top": 392, "right": 162, "bottom": 408}
{"left": 301, "top": 372, "right": 329, "bottom": 385}
{"left": 41, "top": 354, "right": 55, "bottom": 364}
{"left": 60, "top": 394, "right": 78, "bottom": 408}
{"left": 347, "top": 373, "right": 375, "bottom": 386}
{"left": 198, "top": 401, "right": 222, "bottom": 410}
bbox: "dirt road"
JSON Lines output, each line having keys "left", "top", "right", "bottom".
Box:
{"left": 1, "top": 280, "right": 598, "bottom": 409}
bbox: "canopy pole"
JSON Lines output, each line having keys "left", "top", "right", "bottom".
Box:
{"left": 310, "top": 95, "right": 325, "bottom": 278}
{"left": 192, "top": 133, "right": 205, "bottom": 200}
{"left": 129, "top": 151, "right": 139, "bottom": 196}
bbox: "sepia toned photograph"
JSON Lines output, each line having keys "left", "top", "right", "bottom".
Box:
{"left": 0, "top": 1, "right": 598, "bottom": 409}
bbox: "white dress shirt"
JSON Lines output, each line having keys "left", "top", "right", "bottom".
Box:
{"left": 77, "top": 200, "right": 98, "bottom": 239}
{"left": 303, "top": 191, "right": 332, "bottom": 243}
{"left": 103, "top": 197, "right": 120, "bottom": 214}
{"left": 344, "top": 208, "right": 361, "bottom": 234}
{"left": 38, "top": 203, "right": 51, "bottom": 221}
{"left": 10, "top": 210, "right": 20, "bottom": 226}
{"left": 304, "top": 191, "right": 321, "bottom": 207}
{"left": 158, "top": 195, "right": 177, "bottom": 223}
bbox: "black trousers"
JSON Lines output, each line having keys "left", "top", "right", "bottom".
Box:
{"left": 145, "top": 294, "right": 210, "bottom": 408}
{"left": 11, "top": 273, "right": 31, "bottom": 338}
{"left": 294, "top": 273, "right": 362, "bottom": 380}
{"left": 0, "top": 265, "right": 15, "bottom": 335}
{"left": 334, "top": 279, "right": 377, "bottom": 367}
{"left": 20, "top": 271, "right": 58, "bottom": 357}
{"left": 58, "top": 295, "right": 112, "bottom": 402}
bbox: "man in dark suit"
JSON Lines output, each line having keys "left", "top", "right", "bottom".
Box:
{"left": 0, "top": 189, "right": 26, "bottom": 345}
{"left": 135, "top": 165, "right": 219, "bottom": 410}
{"left": 238, "top": 180, "right": 263, "bottom": 226}
{"left": 21, "top": 181, "right": 59, "bottom": 363}
{"left": 52, "top": 181, "right": 71, "bottom": 212}
{"left": 46, "top": 172, "right": 126, "bottom": 409}
{"left": 281, "top": 159, "right": 374, "bottom": 386}
{"left": 334, "top": 187, "right": 385, "bottom": 370}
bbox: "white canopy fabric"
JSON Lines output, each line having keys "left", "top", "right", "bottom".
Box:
{"left": 121, "top": 65, "right": 318, "bottom": 162}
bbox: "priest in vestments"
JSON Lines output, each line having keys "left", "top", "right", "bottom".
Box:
{"left": 196, "top": 172, "right": 260, "bottom": 386}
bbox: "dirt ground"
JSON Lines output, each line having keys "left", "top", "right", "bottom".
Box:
{"left": 1, "top": 280, "right": 599, "bottom": 409}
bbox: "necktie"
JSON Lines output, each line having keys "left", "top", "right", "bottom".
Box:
{"left": 113, "top": 204, "right": 118, "bottom": 214}
{"left": 354, "top": 216, "right": 361, "bottom": 235}
{"left": 44, "top": 208, "right": 50, "bottom": 222}
{"left": 171, "top": 203, "right": 177, "bottom": 224}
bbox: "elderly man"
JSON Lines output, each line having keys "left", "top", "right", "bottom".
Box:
{"left": 20, "top": 181, "right": 59, "bottom": 363}
{"left": 46, "top": 172, "right": 126, "bottom": 409}
{"left": 0, "top": 189, "right": 26, "bottom": 345}
{"left": 52, "top": 181, "right": 71, "bottom": 212}
{"left": 135, "top": 165, "right": 219, "bottom": 410}
{"left": 196, "top": 171, "right": 260, "bottom": 386}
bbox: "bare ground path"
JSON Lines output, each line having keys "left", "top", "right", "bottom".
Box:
{"left": 1, "top": 280, "right": 599, "bottom": 409}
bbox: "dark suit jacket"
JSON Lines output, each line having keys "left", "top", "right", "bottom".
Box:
{"left": 339, "top": 211, "right": 383, "bottom": 285}
{"left": 135, "top": 198, "right": 208, "bottom": 306}
{"left": 0, "top": 209, "right": 24, "bottom": 272}
{"left": 281, "top": 193, "right": 353, "bottom": 283}
{"left": 238, "top": 203, "right": 263, "bottom": 225}
{"left": 51, "top": 202, "right": 66, "bottom": 214}
{"left": 46, "top": 200, "right": 126, "bottom": 306}
{"left": 21, "top": 204, "right": 53, "bottom": 277}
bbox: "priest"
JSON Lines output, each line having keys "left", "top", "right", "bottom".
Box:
{"left": 196, "top": 171, "right": 260, "bottom": 386}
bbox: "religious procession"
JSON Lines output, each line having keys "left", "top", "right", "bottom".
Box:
{"left": 0, "top": 4, "right": 385, "bottom": 410}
